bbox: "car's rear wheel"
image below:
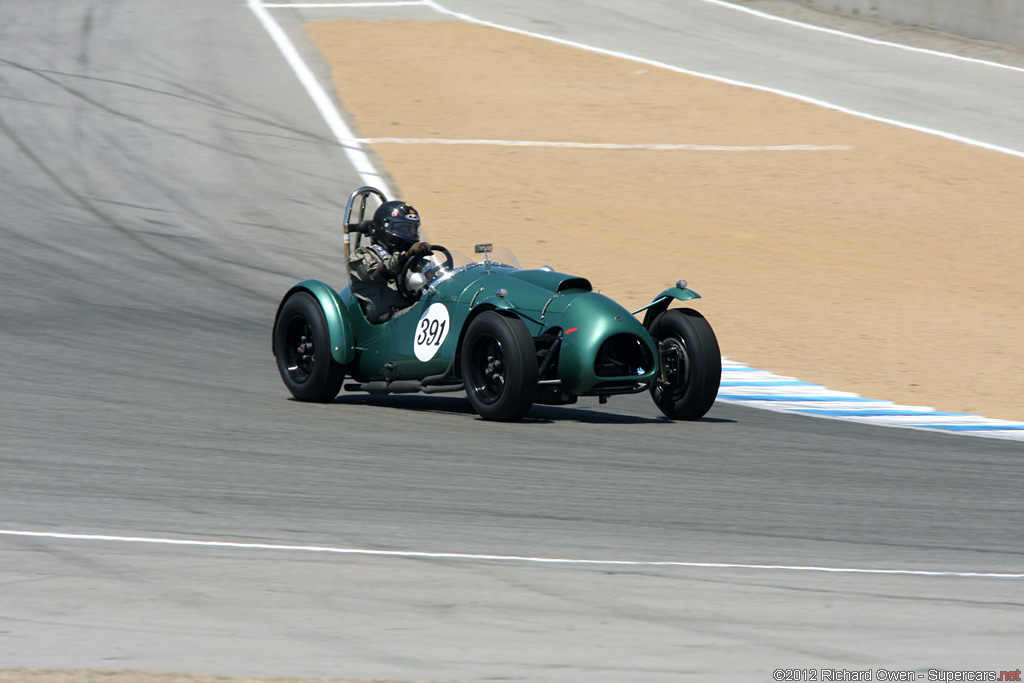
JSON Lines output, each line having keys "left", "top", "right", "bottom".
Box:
{"left": 461, "top": 311, "right": 537, "bottom": 421}
{"left": 648, "top": 308, "right": 721, "bottom": 420}
{"left": 274, "top": 291, "right": 345, "bottom": 402}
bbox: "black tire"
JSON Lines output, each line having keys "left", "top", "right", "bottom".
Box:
{"left": 274, "top": 291, "right": 345, "bottom": 402}
{"left": 460, "top": 311, "right": 537, "bottom": 421}
{"left": 648, "top": 308, "right": 721, "bottom": 420}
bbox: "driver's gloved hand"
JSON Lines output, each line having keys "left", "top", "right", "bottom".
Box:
{"left": 407, "top": 241, "right": 432, "bottom": 258}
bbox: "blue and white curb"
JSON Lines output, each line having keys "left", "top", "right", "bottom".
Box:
{"left": 716, "top": 360, "right": 1024, "bottom": 442}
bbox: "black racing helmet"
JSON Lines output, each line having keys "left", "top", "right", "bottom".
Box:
{"left": 372, "top": 201, "right": 421, "bottom": 251}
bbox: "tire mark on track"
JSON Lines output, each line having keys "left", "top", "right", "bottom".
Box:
{"left": 0, "top": 106, "right": 265, "bottom": 302}
{"left": 0, "top": 57, "right": 341, "bottom": 178}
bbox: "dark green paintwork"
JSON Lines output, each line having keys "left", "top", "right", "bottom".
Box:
{"left": 635, "top": 287, "right": 702, "bottom": 327}
{"left": 276, "top": 258, "right": 694, "bottom": 397}
{"left": 555, "top": 294, "right": 657, "bottom": 395}
{"left": 273, "top": 280, "right": 354, "bottom": 366}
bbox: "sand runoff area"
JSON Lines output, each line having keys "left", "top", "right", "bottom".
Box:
{"left": 305, "top": 18, "right": 1024, "bottom": 424}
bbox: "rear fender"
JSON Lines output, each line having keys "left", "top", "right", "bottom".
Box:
{"left": 634, "top": 285, "right": 702, "bottom": 329}
{"left": 273, "top": 280, "right": 354, "bottom": 365}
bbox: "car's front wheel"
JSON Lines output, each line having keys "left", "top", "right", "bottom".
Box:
{"left": 648, "top": 308, "right": 721, "bottom": 420}
{"left": 461, "top": 311, "right": 537, "bottom": 421}
{"left": 274, "top": 291, "right": 345, "bottom": 402}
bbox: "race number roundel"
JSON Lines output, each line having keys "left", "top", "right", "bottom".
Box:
{"left": 414, "top": 302, "right": 451, "bottom": 362}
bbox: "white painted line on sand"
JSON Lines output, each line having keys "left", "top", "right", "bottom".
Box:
{"left": 262, "top": 2, "right": 425, "bottom": 7}
{"left": 357, "top": 137, "right": 851, "bottom": 151}
{"left": 246, "top": 0, "right": 393, "bottom": 196}
{"left": 421, "top": 0, "right": 1024, "bottom": 161}
{"left": 3, "top": 529, "right": 1021, "bottom": 578}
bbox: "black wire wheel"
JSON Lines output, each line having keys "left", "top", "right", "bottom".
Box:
{"left": 274, "top": 291, "right": 345, "bottom": 402}
{"left": 460, "top": 311, "right": 537, "bottom": 421}
{"left": 648, "top": 308, "right": 721, "bottom": 420}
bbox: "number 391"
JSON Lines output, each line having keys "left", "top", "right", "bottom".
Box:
{"left": 416, "top": 317, "right": 446, "bottom": 346}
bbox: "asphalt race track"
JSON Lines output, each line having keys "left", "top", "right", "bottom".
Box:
{"left": 1, "top": 2, "right": 1022, "bottom": 682}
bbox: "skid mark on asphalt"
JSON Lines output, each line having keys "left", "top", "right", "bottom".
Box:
{"left": 2, "top": 529, "right": 1022, "bottom": 578}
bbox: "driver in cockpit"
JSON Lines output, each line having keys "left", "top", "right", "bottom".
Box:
{"left": 348, "top": 200, "right": 432, "bottom": 323}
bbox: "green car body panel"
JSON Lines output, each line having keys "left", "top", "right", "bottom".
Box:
{"left": 638, "top": 285, "right": 702, "bottom": 326}
{"left": 555, "top": 294, "right": 657, "bottom": 395}
{"left": 276, "top": 260, "right": 674, "bottom": 396}
{"left": 273, "top": 279, "right": 355, "bottom": 366}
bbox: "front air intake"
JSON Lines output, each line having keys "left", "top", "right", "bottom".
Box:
{"left": 594, "top": 334, "right": 653, "bottom": 378}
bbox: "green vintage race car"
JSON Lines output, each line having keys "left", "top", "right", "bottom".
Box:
{"left": 272, "top": 187, "right": 721, "bottom": 422}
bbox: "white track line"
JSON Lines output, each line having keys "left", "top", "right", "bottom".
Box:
{"left": 357, "top": 137, "right": 851, "bottom": 151}
{"left": 3, "top": 529, "right": 1021, "bottom": 578}
{"left": 246, "top": 0, "right": 393, "bottom": 196}
{"left": 256, "top": 0, "right": 1024, "bottom": 160}
{"left": 272, "top": 0, "right": 1024, "bottom": 74}
{"left": 420, "top": 0, "right": 1024, "bottom": 161}
{"left": 695, "top": 0, "right": 1024, "bottom": 74}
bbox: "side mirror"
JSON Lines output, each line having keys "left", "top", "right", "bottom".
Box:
{"left": 475, "top": 243, "right": 493, "bottom": 264}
